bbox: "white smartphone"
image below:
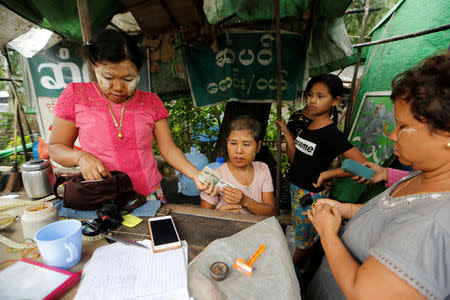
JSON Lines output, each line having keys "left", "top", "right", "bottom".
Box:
{"left": 147, "top": 216, "right": 182, "bottom": 252}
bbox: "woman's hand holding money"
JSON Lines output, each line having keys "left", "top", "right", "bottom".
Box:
{"left": 222, "top": 186, "right": 248, "bottom": 205}
{"left": 195, "top": 175, "right": 220, "bottom": 197}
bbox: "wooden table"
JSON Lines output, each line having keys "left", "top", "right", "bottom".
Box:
{"left": 0, "top": 199, "right": 289, "bottom": 299}
{"left": 112, "top": 204, "right": 270, "bottom": 262}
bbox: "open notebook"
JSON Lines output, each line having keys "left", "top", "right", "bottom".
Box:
{"left": 74, "top": 240, "right": 189, "bottom": 300}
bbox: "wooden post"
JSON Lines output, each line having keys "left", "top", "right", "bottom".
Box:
{"left": 274, "top": 0, "right": 281, "bottom": 216}
{"left": 77, "top": 0, "right": 96, "bottom": 82}
{"left": 344, "top": 0, "right": 371, "bottom": 138}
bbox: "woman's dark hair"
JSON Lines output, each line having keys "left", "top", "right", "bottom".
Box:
{"left": 391, "top": 53, "right": 450, "bottom": 132}
{"left": 227, "top": 115, "right": 262, "bottom": 142}
{"left": 81, "top": 29, "right": 143, "bottom": 70}
{"left": 305, "top": 73, "right": 343, "bottom": 98}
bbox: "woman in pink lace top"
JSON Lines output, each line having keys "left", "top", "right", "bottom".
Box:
{"left": 49, "top": 29, "right": 216, "bottom": 198}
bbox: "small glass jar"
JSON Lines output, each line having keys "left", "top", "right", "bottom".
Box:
{"left": 21, "top": 202, "right": 58, "bottom": 240}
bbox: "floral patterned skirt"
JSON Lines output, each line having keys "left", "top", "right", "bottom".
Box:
{"left": 147, "top": 185, "right": 166, "bottom": 203}
{"left": 290, "top": 183, "right": 328, "bottom": 249}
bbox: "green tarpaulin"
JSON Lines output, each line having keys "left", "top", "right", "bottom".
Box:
{"left": 0, "top": 0, "right": 123, "bottom": 41}
{"left": 203, "top": 0, "right": 352, "bottom": 24}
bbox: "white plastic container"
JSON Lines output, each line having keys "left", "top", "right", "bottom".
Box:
{"left": 21, "top": 202, "right": 58, "bottom": 240}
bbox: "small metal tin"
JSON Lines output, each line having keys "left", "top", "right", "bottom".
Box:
{"left": 209, "top": 261, "right": 229, "bottom": 281}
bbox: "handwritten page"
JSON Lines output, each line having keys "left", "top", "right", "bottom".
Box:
{"left": 74, "top": 240, "right": 189, "bottom": 300}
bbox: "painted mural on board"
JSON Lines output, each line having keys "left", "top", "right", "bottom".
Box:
{"left": 350, "top": 95, "right": 396, "bottom": 164}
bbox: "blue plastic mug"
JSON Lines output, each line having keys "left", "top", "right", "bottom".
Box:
{"left": 34, "top": 219, "right": 82, "bottom": 269}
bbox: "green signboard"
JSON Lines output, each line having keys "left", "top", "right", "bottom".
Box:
{"left": 184, "top": 31, "right": 305, "bottom": 106}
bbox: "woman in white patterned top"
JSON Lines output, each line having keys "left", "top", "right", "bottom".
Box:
{"left": 306, "top": 53, "right": 450, "bottom": 299}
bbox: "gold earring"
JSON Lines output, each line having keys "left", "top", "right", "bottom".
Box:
{"left": 446, "top": 142, "right": 450, "bottom": 149}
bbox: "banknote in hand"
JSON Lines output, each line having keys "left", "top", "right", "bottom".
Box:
{"left": 197, "top": 166, "right": 221, "bottom": 185}
{"left": 198, "top": 166, "right": 235, "bottom": 191}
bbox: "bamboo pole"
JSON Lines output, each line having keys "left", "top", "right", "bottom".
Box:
{"left": 345, "top": 7, "right": 381, "bottom": 14}
{"left": 17, "top": 56, "right": 34, "bottom": 142}
{"left": 344, "top": 0, "right": 371, "bottom": 138}
{"left": 1, "top": 46, "right": 30, "bottom": 162}
{"left": 274, "top": 0, "right": 281, "bottom": 216}
{"left": 353, "top": 23, "right": 450, "bottom": 48}
{"left": 76, "top": 0, "right": 96, "bottom": 82}
{"left": 0, "top": 77, "right": 22, "bottom": 82}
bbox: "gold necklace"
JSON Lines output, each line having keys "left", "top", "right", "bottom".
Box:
{"left": 391, "top": 174, "right": 450, "bottom": 197}
{"left": 105, "top": 98, "right": 127, "bottom": 139}
{"left": 391, "top": 176, "right": 418, "bottom": 197}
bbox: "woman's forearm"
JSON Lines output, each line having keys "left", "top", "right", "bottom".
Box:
{"left": 160, "top": 146, "right": 199, "bottom": 179}
{"left": 241, "top": 195, "right": 275, "bottom": 216}
{"left": 346, "top": 203, "right": 363, "bottom": 219}
{"left": 154, "top": 119, "right": 199, "bottom": 179}
{"left": 48, "top": 144, "right": 86, "bottom": 167}
{"left": 320, "top": 234, "right": 360, "bottom": 299}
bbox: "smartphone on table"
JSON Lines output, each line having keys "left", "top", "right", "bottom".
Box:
{"left": 147, "top": 216, "right": 182, "bottom": 252}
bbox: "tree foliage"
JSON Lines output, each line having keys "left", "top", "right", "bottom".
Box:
{"left": 160, "top": 96, "right": 225, "bottom": 160}
{"left": 0, "top": 48, "right": 28, "bottom": 163}
{"left": 344, "top": 0, "right": 399, "bottom": 42}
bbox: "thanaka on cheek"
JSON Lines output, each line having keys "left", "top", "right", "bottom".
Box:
{"left": 307, "top": 98, "right": 321, "bottom": 105}
{"left": 94, "top": 69, "right": 110, "bottom": 91}
{"left": 126, "top": 78, "right": 138, "bottom": 95}
{"left": 399, "top": 127, "right": 416, "bottom": 137}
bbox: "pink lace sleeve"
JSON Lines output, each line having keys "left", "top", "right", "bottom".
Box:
{"left": 385, "top": 168, "right": 410, "bottom": 187}
{"left": 53, "top": 83, "right": 76, "bottom": 122}
{"left": 150, "top": 93, "right": 169, "bottom": 121}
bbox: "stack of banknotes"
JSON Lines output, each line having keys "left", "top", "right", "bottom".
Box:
{"left": 197, "top": 166, "right": 235, "bottom": 190}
